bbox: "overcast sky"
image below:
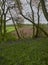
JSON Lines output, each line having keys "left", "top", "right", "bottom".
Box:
{"left": 1, "top": 0, "right": 48, "bottom": 24}
{"left": 7, "top": 0, "right": 48, "bottom": 24}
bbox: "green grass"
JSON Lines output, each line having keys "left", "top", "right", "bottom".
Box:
{"left": 6, "top": 24, "right": 48, "bottom": 33}
{"left": 0, "top": 38, "right": 48, "bottom": 65}
{"left": 6, "top": 25, "right": 15, "bottom": 33}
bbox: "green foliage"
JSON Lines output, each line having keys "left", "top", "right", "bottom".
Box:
{"left": 0, "top": 33, "right": 17, "bottom": 42}
{"left": 0, "top": 38, "right": 48, "bottom": 65}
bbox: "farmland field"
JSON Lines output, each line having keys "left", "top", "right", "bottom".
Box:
{"left": 6, "top": 24, "right": 48, "bottom": 38}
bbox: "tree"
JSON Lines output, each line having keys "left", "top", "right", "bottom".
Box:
{"left": 26, "top": 0, "right": 35, "bottom": 37}
{"left": 0, "top": 0, "right": 6, "bottom": 36}
{"left": 15, "top": 0, "right": 48, "bottom": 37}
{"left": 6, "top": 0, "right": 22, "bottom": 38}
{"left": 35, "top": 2, "right": 40, "bottom": 37}
{"left": 9, "top": 8, "right": 21, "bottom": 38}
{"left": 0, "top": 0, "right": 23, "bottom": 38}
{"left": 40, "top": 0, "right": 48, "bottom": 21}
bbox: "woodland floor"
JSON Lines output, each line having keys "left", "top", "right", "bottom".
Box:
{"left": 0, "top": 38, "right": 48, "bottom": 65}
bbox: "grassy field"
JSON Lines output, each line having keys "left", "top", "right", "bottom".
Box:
{"left": 6, "top": 24, "right": 32, "bottom": 33}
{"left": 6, "top": 25, "right": 15, "bottom": 33}
{"left": 6, "top": 24, "right": 48, "bottom": 33}
{"left": 5, "top": 24, "right": 48, "bottom": 38}
{"left": 0, "top": 38, "right": 48, "bottom": 65}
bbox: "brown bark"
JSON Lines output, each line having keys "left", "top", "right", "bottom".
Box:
{"left": 40, "top": 0, "right": 48, "bottom": 21}
{"left": 16, "top": 0, "right": 48, "bottom": 37}
{"left": 9, "top": 8, "right": 21, "bottom": 39}
{"left": 20, "top": 12, "right": 48, "bottom": 37}
{"left": 36, "top": 2, "right": 40, "bottom": 37}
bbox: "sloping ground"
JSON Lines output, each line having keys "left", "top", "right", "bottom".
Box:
{"left": 6, "top": 24, "right": 48, "bottom": 38}
{"left": 10, "top": 25, "right": 48, "bottom": 38}
{"left": 0, "top": 38, "right": 48, "bottom": 65}
{"left": 10, "top": 26, "right": 33, "bottom": 38}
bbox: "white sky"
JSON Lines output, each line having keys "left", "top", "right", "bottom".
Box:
{"left": 0, "top": 0, "right": 48, "bottom": 24}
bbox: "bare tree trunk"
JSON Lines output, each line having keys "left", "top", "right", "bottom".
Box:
{"left": 35, "top": 2, "right": 40, "bottom": 37}
{"left": 4, "top": 13, "right": 6, "bottom": 35}
{"left": 40, "top": 0, "right": 48, "bottom": 21}
{"left": 0, "top": 14, "right": 3, "bottom": 35}
{"left": 32, "top": 13, "right": 35, "bottom": 37}
{"left": 4, "top": 0, "right": 6, "bottom": 36}
{"left": 30, "top": 0, "right": 35, "bottom": 37}
{"left": 16, "top": 0, "right": 48, "bottom": 37}
{"left": 20, "top": 12, "right": 48, "bottom": 37}
{"left": 9, "top": 8, "right": 21, "bottom": 39}
{"left": 1, "top": 0, "right": 6, "bottom": 36}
